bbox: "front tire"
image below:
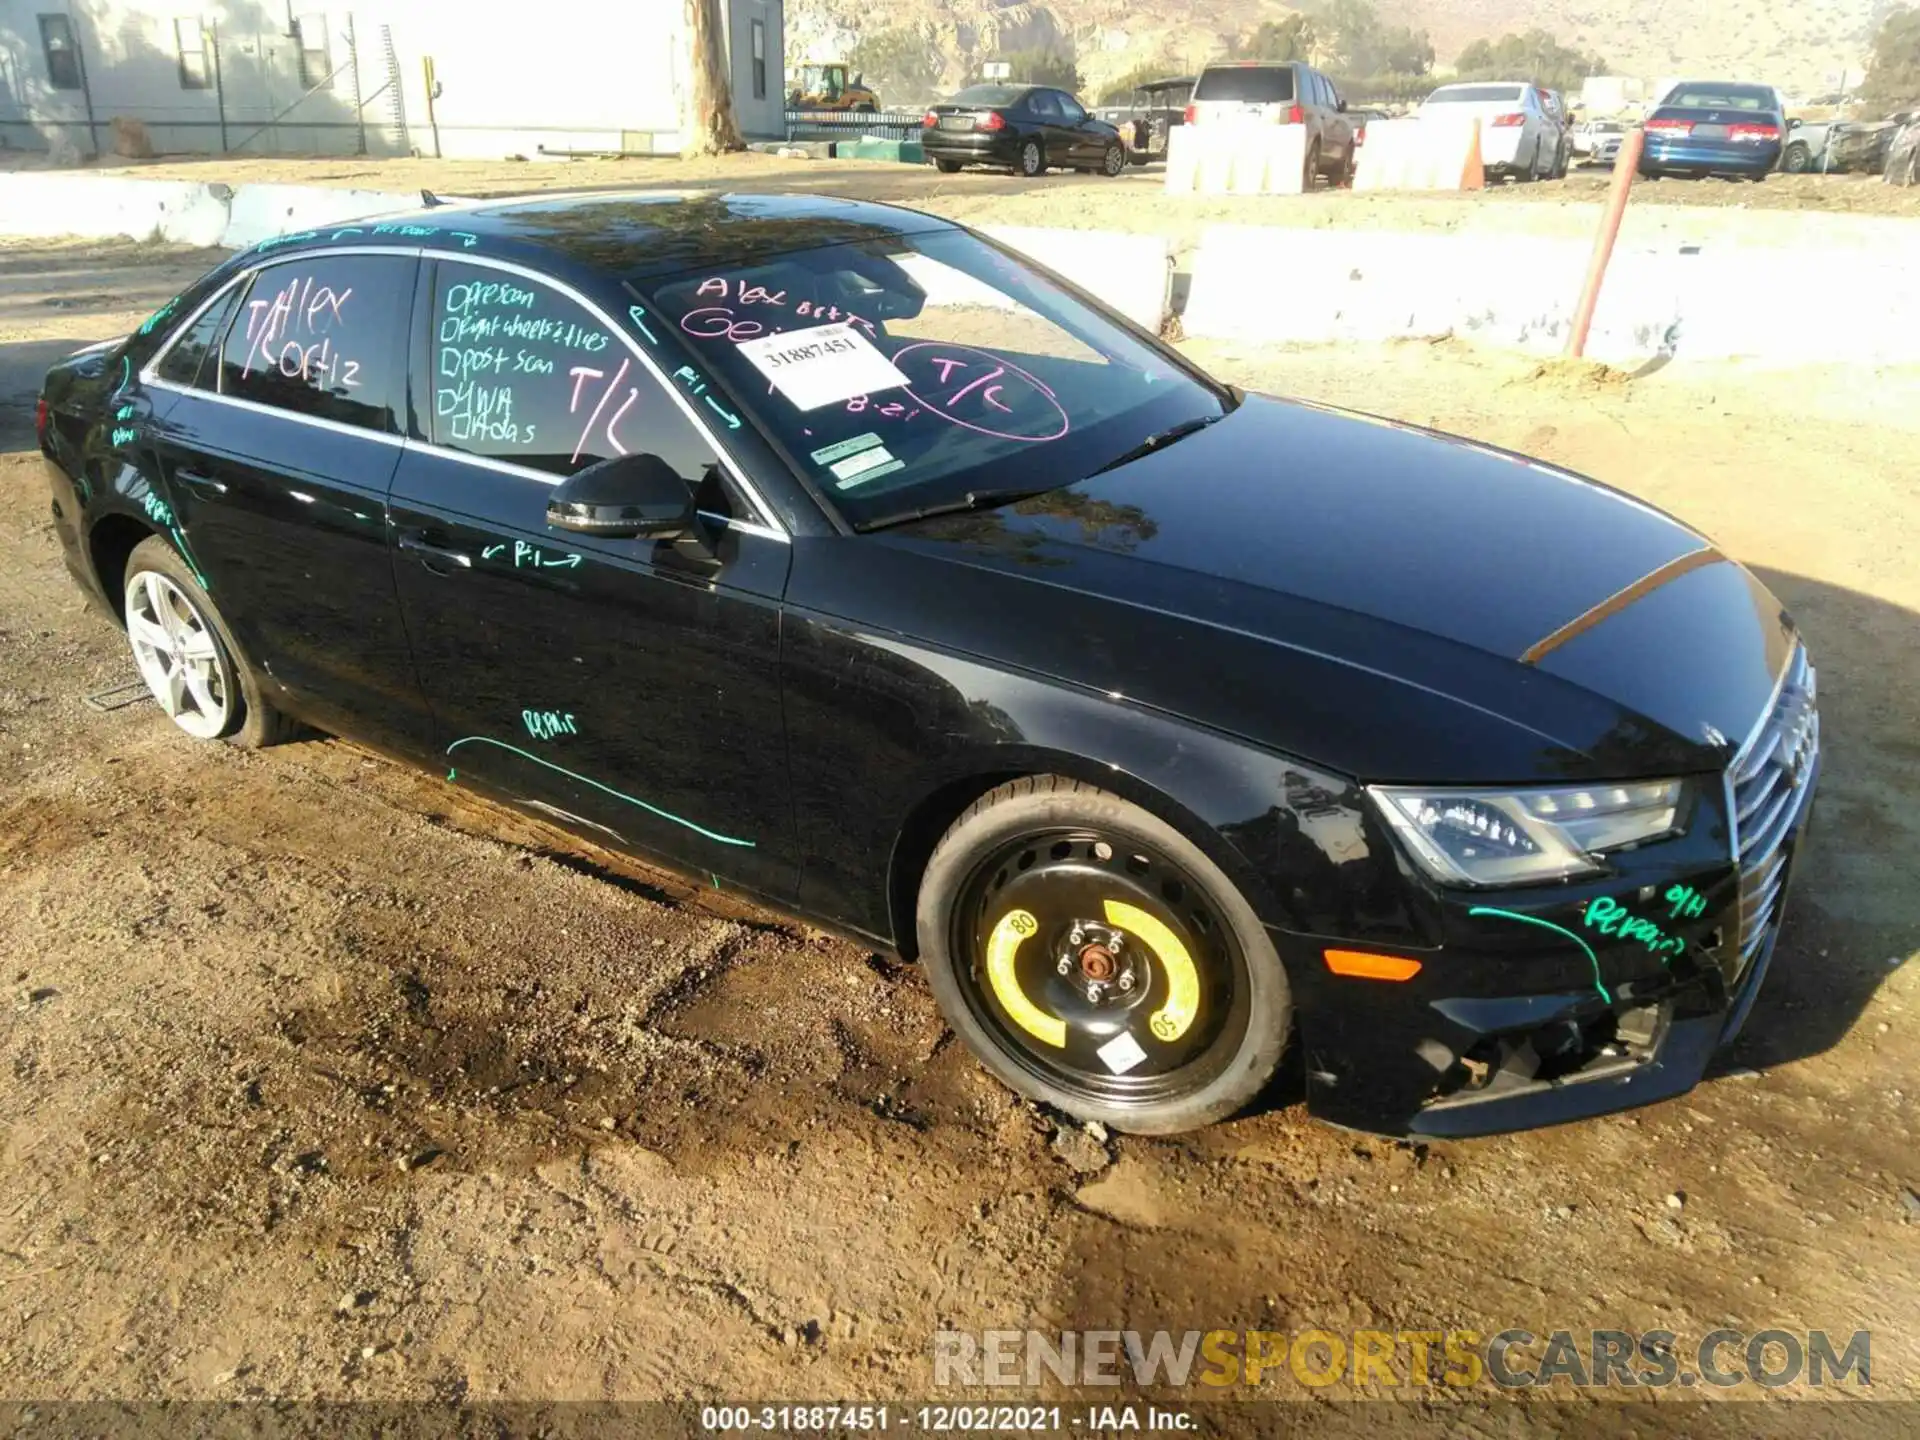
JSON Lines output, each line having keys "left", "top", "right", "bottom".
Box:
{"left": 1782, "top": 142, "right": 1810, "bottom": 173}
{"left": 1018, "top": 139, "right": 1045, "bottom": 178}
{"left": 934, "top": 158, "right": 963, "bottom": 173}
{"left": 916, "top": 776, "right": 1292, "bottom": 1135}
{"left": 1101, "top": 142, "right": 1125, "bottom": 177}
{"left": 122, "top": 535, "right": 293, "bottom": 747}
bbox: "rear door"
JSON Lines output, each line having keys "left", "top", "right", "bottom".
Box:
{"left": 385, "top": 256, "right": 798, "bottom": 898}
{"left": 143, "top": 248, "right": 434, "bottom": 754}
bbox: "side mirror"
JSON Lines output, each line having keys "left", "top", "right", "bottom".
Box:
{"left": 1789, "top": 117, "right": 1802, "bottom": 130}
{"left": 547, "top": 453, "right": 696, "bottom": 539}
{"left": 1338, "top": 98, "right": 1348, "bottom": 113}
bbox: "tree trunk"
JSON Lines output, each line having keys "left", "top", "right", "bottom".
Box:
{"left": 684, "top": 0, "right": 745, "bottom": 157}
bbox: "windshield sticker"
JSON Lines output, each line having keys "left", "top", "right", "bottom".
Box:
{"left": 810, "top": 432, "right": 883, "bottom": 466}
{"left": 735, "top": 323, "right": 908, "bottom": 412}
{"left": 829, "top": 444, "right": 902, "bottom": 488}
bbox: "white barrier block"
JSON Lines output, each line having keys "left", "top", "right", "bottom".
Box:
{"left": 0, "top": 173, "right": 231, "bottom": 246}
{"left": 220, "top": 184, "right": 425, "bottom": 247}
{"left": 984, "top": 225, "right": 1171, "bottom": 332}
{"left": 1183, "top": 225, "right": 1681, "bottom": 367}
{"left": 1353, "top": 117, "right": 1483, "bottom": 191}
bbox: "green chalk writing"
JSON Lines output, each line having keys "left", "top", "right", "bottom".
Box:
{"left": 1665, "top": 884, "right": 1707, "bottom": 920}
{"left": 443, "top": 736, "right": 754, "bottom": 848}
{"left": 522, "top": 709, "right": 578, "bottom": 741}
{"left": 1583, "top": 897, "right": 1686, "bottom": 958}
{"left": 1471, "top": 905, "right": 1611, "bottom": 1004}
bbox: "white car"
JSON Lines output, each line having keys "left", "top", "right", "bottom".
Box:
{"left": 1419, "top": 81, "right": 1561, "bottom": 180}
{"left": 1573, "top": 119, "right": 1627, "bottom": 163}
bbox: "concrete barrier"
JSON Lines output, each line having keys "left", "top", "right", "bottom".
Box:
{"left": 983, "top": 225, "right": 1172, "bottom": 332}
{"left": 1184, "top": 226, "right": 1684, "bottom": 366}
{"left": 1165, "top": 125, "right": 1308, "bottom": 196}
{"left": 1353, "top": 118, "right": 1485, "bottom": 192}
{"left": 0, "top": 173, "right": 231, "bottom": 246}
{"left": 218, "top": 184, "right": 426, "bottom": 248}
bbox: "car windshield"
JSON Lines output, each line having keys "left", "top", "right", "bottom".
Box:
{"left": 1193, "top": 67, "right": 1294, "bottom": 104}
{"left": 1425, "top": 85, "right": 1525, "bottom": 104}
{"left": 637, "top": 229, "right": 1229, "bottom": 530}
{"left": 1666, "top": 85, "right": 1774, "bottom": 110}
{"left": 949, "top": 85, "right": 1026, "bottom": 107}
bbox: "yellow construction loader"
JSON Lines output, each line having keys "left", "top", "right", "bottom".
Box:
{"left": 788, "top": 63, "right": 879, "bottom": 112}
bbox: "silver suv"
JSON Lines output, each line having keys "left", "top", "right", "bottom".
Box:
{"left": 1186, "top": 61, "right": 1356, "bottom": 187}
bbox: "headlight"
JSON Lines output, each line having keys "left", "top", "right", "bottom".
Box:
{"left": 1368, "top": 780, "right": 1685, "bottom": 887}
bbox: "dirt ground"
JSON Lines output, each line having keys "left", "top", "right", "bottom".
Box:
{"left": 2, "top": 236, "right": 1918, "bottom": 1419}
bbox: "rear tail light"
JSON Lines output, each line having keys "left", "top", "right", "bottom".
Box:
{"left": 1645, "top": 118, "right": 1694, "bottom": 137}
{"left": 1183, "top": 104, "right": 1196, "bottom": 125}
{"left": 1490, "top": 112, "right": 1526, "bottom": 128}
{"left": 980, "top": 111, "right": 1005, "bottom": 132}
{"left": 1285, "top": 103, "right": 1303, "bottom": 125}
{"left": 34, "top": 396, "right": 50, "bottom": 443}
{"left": 1728, "top": 122, "right": 1780, "bottom": 143}
{"left": 923, "top": 110, "right": 938, "bottom": 129}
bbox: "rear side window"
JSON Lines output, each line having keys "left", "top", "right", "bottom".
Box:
{"left": 427, "top": 260, "right": 720, "bottom": 484}
{"left": 1194, "top": 66, "right": 1295, "bottom": 104}
{"left": 156, "top": 285, "right": 241, "bottom": 389}
{"left": 219, "top": 254, "right": 413, "bottom": 432}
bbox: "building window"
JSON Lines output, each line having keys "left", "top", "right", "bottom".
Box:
{"left": 174, "top": 18, "right": 211, "bottom": 90}
{"left": 294, "top": 14, "right": 332, "bottom": 88}
{"left": 38, "top": 13, "right": 83, "bottom": 90}
{"left": 750, "top": 19, "right": 766, "bottom": 100}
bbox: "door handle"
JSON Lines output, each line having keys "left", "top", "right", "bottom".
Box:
{"left": 397, "top": 532, "right": 472, "bottom": 571}
{"left": 175, "top": 468, "right": 226, "bottom": 493}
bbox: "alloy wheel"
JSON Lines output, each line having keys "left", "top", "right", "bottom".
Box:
{"left": 125, "top": 569, "right": 231, "bottom": 739}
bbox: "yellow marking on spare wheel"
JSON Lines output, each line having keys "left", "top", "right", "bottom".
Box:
{"left": 1104, "top": 899, "right": 1200, "bottom": 1044}
{"left": 985, "top": 908, "right": 1065, "bottom": 1049}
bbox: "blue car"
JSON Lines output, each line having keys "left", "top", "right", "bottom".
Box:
{"left": 1640, "top": 81, "right": 1786, "bottom": 180}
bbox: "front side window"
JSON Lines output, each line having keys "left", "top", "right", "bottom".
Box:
{"left": 1057, "top": 93, "right": 1087, "bottom": 122}
{"left": 39, "top": 13, "right": 81, "bottom": 90}
{"left": 218, "top": 253, "right": 413, "bottom": 432}
{"left": 642, "top": 229, "right": 1228, "bottom": 530}
{"left": 428, "top": 261, "right": 720, "bottom": 485}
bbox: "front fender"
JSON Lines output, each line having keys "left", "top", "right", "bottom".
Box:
{"left": 782, "top": 614, "right": 1430, "bottom": 950}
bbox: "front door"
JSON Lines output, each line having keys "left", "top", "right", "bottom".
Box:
{"left": 142, "top": 249, "right": 435, "bottom": 756}
{"left": 386, "top": 257, "right": 797, "bottom": 898}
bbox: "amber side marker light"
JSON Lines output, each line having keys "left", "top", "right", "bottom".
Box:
{"left": 1323, "top": 949, "right": 1423, "bottom": 981}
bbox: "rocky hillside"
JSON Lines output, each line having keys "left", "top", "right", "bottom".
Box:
{"left": 786, "top": 0, "right": 1886, "bottom": 104}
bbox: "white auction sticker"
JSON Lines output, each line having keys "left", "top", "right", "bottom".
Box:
{"left": 735, "top": 323, "right": 908, "bottom": 412}
{"left": 1096, "top": 1031, "right": 1148, "bottom": 1075}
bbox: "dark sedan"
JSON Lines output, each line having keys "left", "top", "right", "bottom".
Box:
{"left": 1641, "top": 81, "right": 1786, "bottom": 180}
{"left": 923, "top": 83, "right": 1127, "bottom": 178}
{"left": 38, "top": 192, "right": 1818, "bottom": 1138}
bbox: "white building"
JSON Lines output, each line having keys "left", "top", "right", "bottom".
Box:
{"left": 0, "top": 0, "right": 784, "bottom": 159}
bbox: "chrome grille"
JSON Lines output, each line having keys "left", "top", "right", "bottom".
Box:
{"left": 1727, "top": 646, "right": 1818, "bottom": 978}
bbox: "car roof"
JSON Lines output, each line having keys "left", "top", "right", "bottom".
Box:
{"left": 251, "top": 190, "right": 960, "bottom": 285}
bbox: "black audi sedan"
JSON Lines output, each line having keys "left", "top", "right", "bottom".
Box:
{"left": 922, "top": 83, "right": 1128, "bottom": 177}
{"left": 37, "top": 191, "right": 1818, "bottom": 1138}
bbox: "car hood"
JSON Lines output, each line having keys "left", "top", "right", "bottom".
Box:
{"left": 871, "top": 394, "right": 1795, "bottom": 782}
